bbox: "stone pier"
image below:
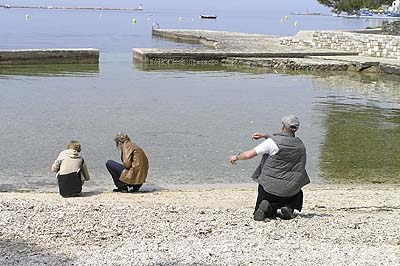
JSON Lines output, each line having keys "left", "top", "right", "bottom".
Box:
{"left": 133, "top": 29, "right": 400, "bottom": 75}
{"left": 0, "top": 49, "right": 99, "bottom": 65}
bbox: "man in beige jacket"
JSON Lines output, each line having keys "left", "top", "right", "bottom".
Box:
{"left": 106, "top": 133, "right": 149, "bottom": 193}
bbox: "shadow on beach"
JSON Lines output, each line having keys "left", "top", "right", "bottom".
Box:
{"left": 298, "top": 212, "right": 333, "bottom": 219}
{"left": 76, "top": 191, "right": 104, "bottom": 197}
{"left": 0, "top": 183, "right": 164, "bottom": 196}
{"left": 0, "top": 239, "right": 73, "bottom": 265}
{"left": 139, "top": 183, "right": 165, "bottom": 193}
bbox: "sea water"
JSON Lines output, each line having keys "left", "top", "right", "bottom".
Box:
{"left": 0, "top": 0, "right": 399, "bottom": 191}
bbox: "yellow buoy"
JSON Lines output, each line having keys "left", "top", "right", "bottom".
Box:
{"left": 284, "top": 15, "right": 288, "bottom": 20}
{"left": 132, "top": 18, "right": 137, "bottom": 24}
{"left": 178, "top": 16, "right": 183, "bottom": 22}
{"left": 294, "top": 21, "right": 298, "bottom": 27}
{"left": 25, "top": 14, "right": 30, "bottom": 20}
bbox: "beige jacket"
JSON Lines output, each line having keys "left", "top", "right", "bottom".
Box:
{"left": 52, "top": 149, "right": 90, "bottom": 182}
{"left": 119, "top": 141, "right": 148, "bottom": 185}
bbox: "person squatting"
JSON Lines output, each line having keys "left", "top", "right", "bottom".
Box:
{"left": 229, "top": 115, "right": 310, "bottom": 221}
{"left": 52, "top": 115, "right": 309, "bottom": 221}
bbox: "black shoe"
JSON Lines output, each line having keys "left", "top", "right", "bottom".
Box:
{"left": 112, "top": 187, "right": 127, "bottom": 193}
{"left": 278, "top": 207, "right": 296, "bottom": 220}
{"left": 126, "top": 185, "right": 140, "bottom": 193}
{"left": 254, "top": 200, "right": 271, "bottom": 221}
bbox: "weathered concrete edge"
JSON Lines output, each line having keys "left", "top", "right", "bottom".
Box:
{"left": 0, "top": 49, "right": 99, "bottom": 65}
{"left": 133, "top": 49, "right": 400, "bottom": 75}
{"left": 222, "top": 57, "right": 400, "bottom": 75}
{"left": 152, "top": 29, "right": 219, "bottom": 49}
{"left": 133, "top": 48, "right": 358, "bottom": 64}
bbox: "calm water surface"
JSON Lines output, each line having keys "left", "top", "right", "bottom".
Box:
{"left": 1, "top": 0, "right": 399, "bottom": 191}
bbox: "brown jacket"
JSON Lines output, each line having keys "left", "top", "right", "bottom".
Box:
{"left": 119, "top": 141, "right": 149, "bottom": 185}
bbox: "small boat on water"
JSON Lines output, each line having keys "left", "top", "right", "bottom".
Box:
{"left": 200, "top": 14, "right": 217, "bottom": 19}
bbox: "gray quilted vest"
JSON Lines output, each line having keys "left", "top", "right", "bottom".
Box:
{"left": 251, "top": 131, "right": 310, "bottom": 197}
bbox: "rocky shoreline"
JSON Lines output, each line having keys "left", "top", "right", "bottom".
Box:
{"left": 1, "top": 184, "right": 399, "bottom": 265}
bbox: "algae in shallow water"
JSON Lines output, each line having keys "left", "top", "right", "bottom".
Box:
{"left": 320, "top": 103, "right": 400, "bottom": 184}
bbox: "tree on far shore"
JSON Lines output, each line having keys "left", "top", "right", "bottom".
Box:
{"left": 318, "top": 0, "right": 394, "bottom": 14}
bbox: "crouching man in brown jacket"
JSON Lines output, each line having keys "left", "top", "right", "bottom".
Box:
{"left": 106, "top": 133, "right": 149, "bottom": 193}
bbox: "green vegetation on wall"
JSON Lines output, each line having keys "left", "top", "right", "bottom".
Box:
{"left": 320, "top": 103, "right": 400, "bottom": 183}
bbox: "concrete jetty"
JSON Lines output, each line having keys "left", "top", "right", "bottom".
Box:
{"left": 0, "top": 49, "right": 99, "bottom": 65}
{"left": 133, "top": 29, "right": 400, "bottom": 75}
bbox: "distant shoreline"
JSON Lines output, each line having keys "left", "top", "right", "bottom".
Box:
{"left": 0, "top": 4, "right": 144, "bottom": 12}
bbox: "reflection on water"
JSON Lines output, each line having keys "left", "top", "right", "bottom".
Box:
{"left": 0, "top": 63, "right": 99, "bottom": 77}
{"left": 312, "top": 72, "right": 400, "bottom": 105}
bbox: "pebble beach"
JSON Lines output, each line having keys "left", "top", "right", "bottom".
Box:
{"left": 0, "top": 184, "right": 399, "bottom": 266}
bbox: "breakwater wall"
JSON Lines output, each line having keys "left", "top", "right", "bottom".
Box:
{"left": 133, "top": 49, "right": 356, "bottom": 65}
{"left": 281, "top": 30, "right": 400, "bottom": 59}
{"left": 135, "top": 29, "right": 357, "bottom": 64}
{"left": 0, "top": 49, "right": 99, "bottom": 65}
{"left": 134, "top": 29, "right": 400, "bottom": 75}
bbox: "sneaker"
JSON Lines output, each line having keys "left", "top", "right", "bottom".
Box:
{"left": 126, "top": 185, "right": 137, "bottom": 193}
{"left": 254, "top": 200, "right": 271, "bottom": 221}
{"left": 277, "top": 207, "right": 296, "bottom": 220}
{"left": 112, "top": 187, "right": 127, "bottom": 193}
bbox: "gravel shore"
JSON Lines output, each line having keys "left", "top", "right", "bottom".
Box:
{"left": 1, "top": 184, "right": 399, "bottom": 266}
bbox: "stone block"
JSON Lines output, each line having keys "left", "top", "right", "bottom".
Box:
{"left": 0, "top": 49, "right": 99, "bottom": 65}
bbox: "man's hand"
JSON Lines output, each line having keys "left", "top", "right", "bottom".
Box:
{"left": 252, "top": 132, "right": 266, "bottom": 140}
{"left": 229, "top": 155, "right": 238, "bottom": 165}
{"left": 252, "top": 132, "right": 273, "bottom": 140}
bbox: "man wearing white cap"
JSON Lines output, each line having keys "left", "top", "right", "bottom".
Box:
{"left": 229, "top": 115, "right": 310, "bottom": 221}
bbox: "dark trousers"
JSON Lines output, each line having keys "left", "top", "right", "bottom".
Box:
{"left": 106, "top": 160, "right": 142, "bottom": 191}
{"left": 255, "top": 184, "right": 303, "bottom": 217}
{"left": 57, "top": 172, "right": 82, "bottom": 198}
